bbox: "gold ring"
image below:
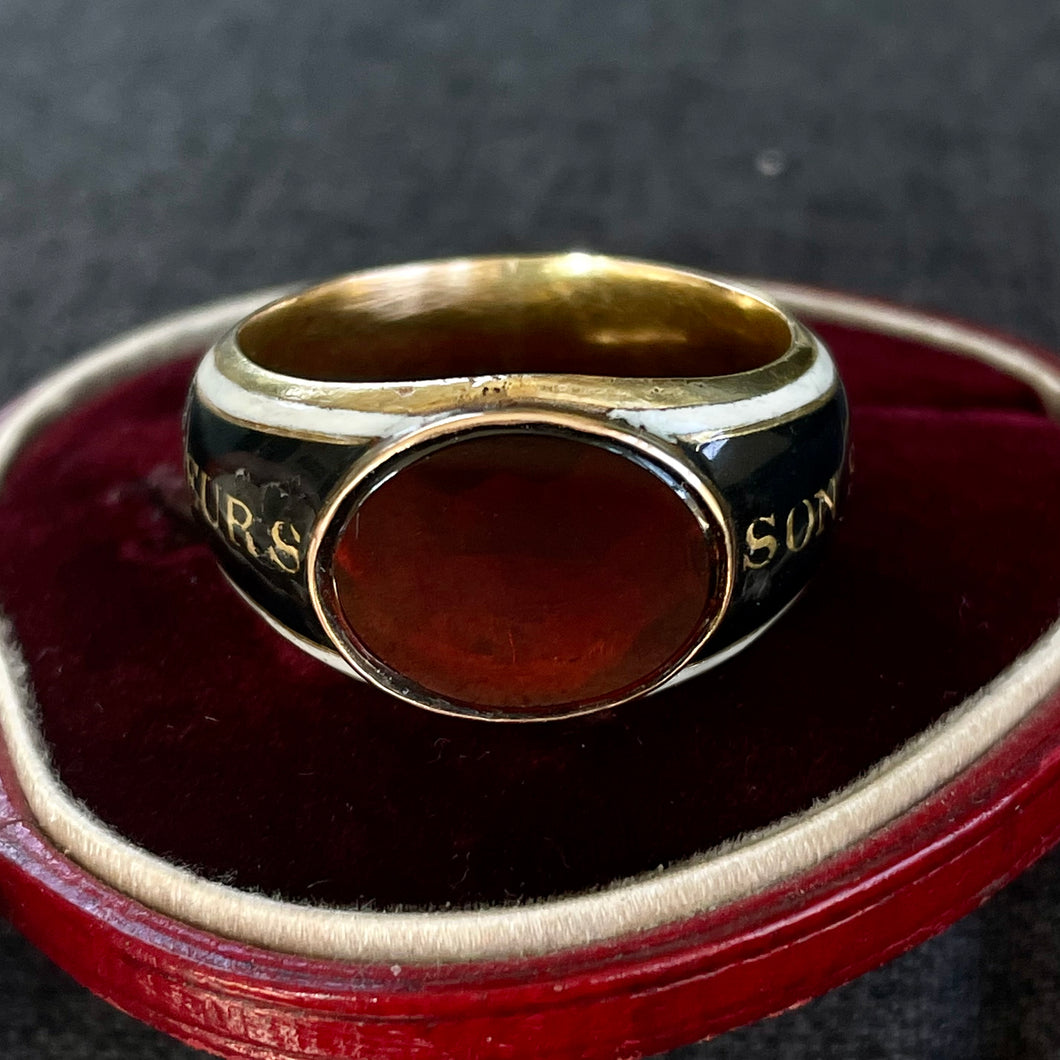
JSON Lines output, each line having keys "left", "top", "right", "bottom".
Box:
{"left": 184, "top": 254, "right": 849, "bottom": 721}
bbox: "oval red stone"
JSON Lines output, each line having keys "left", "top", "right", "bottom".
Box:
{"left": 329, "top": 432, "right": 724, "bottom": 718}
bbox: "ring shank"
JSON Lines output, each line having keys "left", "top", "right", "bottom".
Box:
{"left": 185, "top": 256, "right": 849, "bottom": 721}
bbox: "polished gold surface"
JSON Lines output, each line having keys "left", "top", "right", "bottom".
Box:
{"left": 238, "top": 254, "right": 793, "bottom": 383}
{"left": 210, "top": 338, "right": 818, "bottom": 418}
{"left": 211, "top": 255, "right": 822, "bottom": 424}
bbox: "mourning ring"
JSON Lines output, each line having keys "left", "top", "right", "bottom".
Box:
{"left": 183, "top": 254, "right": 849, "bottom": 721}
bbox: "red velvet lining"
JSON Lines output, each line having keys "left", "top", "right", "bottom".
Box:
{"left": 0, "top": 322, "right": 1057, "bottom": 910}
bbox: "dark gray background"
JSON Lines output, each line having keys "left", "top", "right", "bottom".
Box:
{"left": 2, "top": 1, "right": 1059, "bottom": 1056}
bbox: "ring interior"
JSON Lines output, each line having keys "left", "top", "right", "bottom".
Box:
{"left": 235, "top": 256, "right": 794, "bottom": 382}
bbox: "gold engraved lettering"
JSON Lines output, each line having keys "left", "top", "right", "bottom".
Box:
{"left": 742, "top": 470, "right": 842, "bottom": 571}
{"left": 225, "top": 495, "right": 259, "bottom": 557}
{"left": 785, "top": 498, "right": 816, "bottom": 552}
{"left": 742, "top": 515, "right": 778, "bottom": 570}
{"left": 267, "top": 521, "right": 302, "bottom": 574}
{"left": 185, "top": 453, "right": 201, "bottom": 493}
{"left": 189, "top": 463, "right": 310, "bottom": 573}
{"left": 198, "top": 473, "right": 221, "bottom": 530}
{"left": 813, "top": 474, "right": 838, "bottom": 535}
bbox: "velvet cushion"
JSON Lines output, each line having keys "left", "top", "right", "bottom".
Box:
{"left": 0, "top": 322, "right": 1056, "bottom": 911}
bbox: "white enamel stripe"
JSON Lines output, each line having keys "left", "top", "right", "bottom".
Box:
{"left": 195, "top": 338, "right": 836, "bottom": 444}
{"left": 607, "top": 343, "right": 835, "bottom": 441}
{"left": 670, "top": 595, "right": 800, "bottom": 684}
{"left": 195, "top": 355, "right": 436, "bottom": 441}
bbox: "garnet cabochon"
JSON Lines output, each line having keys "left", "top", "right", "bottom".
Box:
{"left": 329, "top": 431, "right": 724, "bottom": 717}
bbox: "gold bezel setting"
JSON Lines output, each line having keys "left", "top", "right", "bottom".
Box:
{"left": 305, "top": 409, "right": 736, "bottom": 722}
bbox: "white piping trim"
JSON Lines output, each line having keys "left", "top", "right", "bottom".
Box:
{"left": 0, "top": 281, "right": 1057, "bottom": 964}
